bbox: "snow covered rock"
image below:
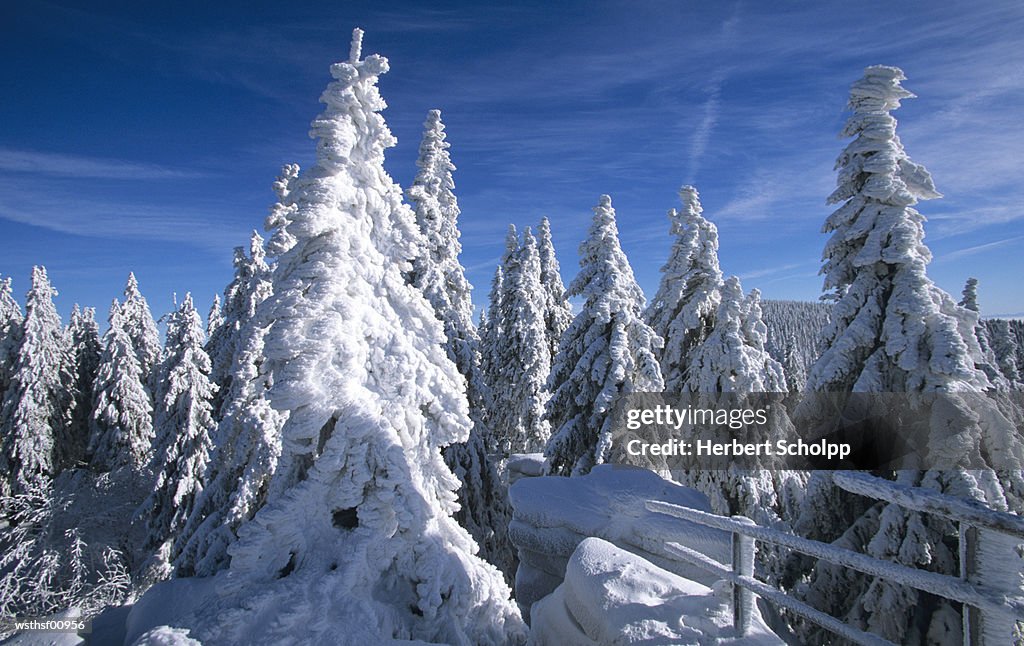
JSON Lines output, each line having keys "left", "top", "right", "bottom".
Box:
{"left": 530, "top": 537, "right": 783, "bottom": 645}
{"left": 508, "top": 465, "right": 729, "bottom": 612}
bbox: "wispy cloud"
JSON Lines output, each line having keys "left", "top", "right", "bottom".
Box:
{"left": 0, "top": 148, "right": 206, "bottom": 180}
{"left": 0, "top": 178, "right": 246, "bottom": 252}
{"left": 938, "top": 235, "right": 1024, "bottom": 262}
{"left": 739, "top": 261, "right": 808, "bottom": 280}
{"left": 686, "top": 69, "right": 726, "bottom": 184}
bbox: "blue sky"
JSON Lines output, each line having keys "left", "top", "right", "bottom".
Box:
{"left": 2, "top": 1, "right": 1022, "bottom": 328}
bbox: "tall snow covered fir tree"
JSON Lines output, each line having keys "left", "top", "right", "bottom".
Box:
{"left": 89, "top": 300, "right": 153, "bottom": 473}
{"left": 67, "top": 305, "right": 101, "bottom": 463}
{"left": 140, "top": 294, "right": 217, "bottom": 572}
{"left": 0, "top": 267, "right": 75, "bottom": 497}
{"left": 205, "top": 230, "right": 274, "bottom": 415}
{"left": 167, "top": 30, "right": 524, "bottom": 645}
{"left": 404, "top": 109, "right": 514, "bottom": 579}
{"left": 206, "top": 295, "right": 223, "bottom": 339}
{"left": 545, "top": 195, "right": 664, "bottom": 475}
{"left": 645, "top": 186, "right": 723, "bottom": 392}
{"left": 0, "top": 277, "right": 24, "bottom": 425}
{"left": 175, "top": 176, "right": 291, "bottom": 578}
{"left": 536, "top": 216, "right": 573, "bottom": 362}
{"left": 120, "top": 273, "right": 162, "bottom": 396}
{"left": 791, "top": 66, "right": 1024, "bottom": 645}
{"left": 489, "top": 227, "right": 552, "bottom": 456}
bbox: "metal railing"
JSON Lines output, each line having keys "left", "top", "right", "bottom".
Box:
{"left": 646, "top": 471, "right": 1024, "bottom": 645}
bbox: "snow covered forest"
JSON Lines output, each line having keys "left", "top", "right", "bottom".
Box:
{"left": 2, "top": 29, "right": 1024, "bottom": 646}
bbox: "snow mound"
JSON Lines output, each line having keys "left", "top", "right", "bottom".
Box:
{"left": 508, "top": 465, "right": 730, "bottom": 612}
{"left": 130, "top": 626, "right": 202, "bottom": 646}
{"left": 530, "top": 537, "right": 783, "bottom": 645}
{"left": 506, "top": 453, "right": 548, "bottom": 485}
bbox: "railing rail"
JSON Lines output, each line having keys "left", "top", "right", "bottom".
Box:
{"left": 646, "top": 474, "right": 1024, "bottom": 646}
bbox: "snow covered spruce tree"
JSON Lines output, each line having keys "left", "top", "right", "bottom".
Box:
{"left": 489, "top": 227, "right": 552, "bottom": 456}
{"left": 404, "top": 109, "right": 514, "bottom": 578}
{"left": 89, "top": 300, "right": 154, "bottom": 473}
{"left": 537, "top": 216, "right": 573, "bottom": 361}
{"left": 645, "top": 185, "right": 723, "bottom": 392}
{"left": 171, "top": 31, "right": 524, "bottom": 645}
{"left": 545, "top": 195, "right": 664, "bottom": 475}
{"left": 174, "top": 178, "right": 294, "bottom": 578}
{"left": 206, "top": 230, "right": 274, "bottom": 413}
{"left": 0, "top": 277, "right": 24, "bottom": 417}
{"left": 140, "top": 294, "right": 216, "bottom": 571}
{"left": 986, "top": 318, "right": 1022, "bottom": 386}
{"left": 121, "top": 273, "right": 162, "bottom": 396}
{"left": 791, "top": 66, "right": 1024, "bottom": 644}
{"left": 0, "top": 267, "right": 75, "bottom": 497}
{"left": 67, "top": 305, "right": 101, "bottom": 461}
{"left": 478, "top": 231, "right": 516, "bottom": 455}
{"left": 206, "top": 295, "right": 223, "bottom": 339}
{"left": 959, "top": 277, "right": 1011, "bottom": 391}
{"left": 680, "top": 278, "right": 797, "bottom": 527}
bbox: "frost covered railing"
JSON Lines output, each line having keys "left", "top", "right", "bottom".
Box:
{"left": 647, "top": 471, "right": 1024, "bottom": 646}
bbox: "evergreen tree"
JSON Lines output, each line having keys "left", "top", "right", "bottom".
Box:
{"left": 0, "top": 267, "right": 74, "bottom": 496}
{"left": 208, "top": 31, "right": 523, "bottom": 645}
{"left": 478, "top": 263, "right": 504, "bottom": 454}
{"left": 0, "top": 277, "right": 24, "bottom": 415}
{"left": 959, "top": 277, "right": 1010, "bottom": 390}
{"left": 405, "top": 109, "right": 514, "bottom": 578}
{"left": 141, "top": 294, "right": 216, "bottom": 561}
{"left": 176, "top": 209, "right": 287, "bottom": 579}
{"left": 536, "top": 217, "right": 573, "bottom": 361}
{"left": 645, "top": 186, "right": 723, "bottom": 392}
{"left": 545, "top": 196, "right": 664, "bottom": 475}
{"left": 793, "top": 66, "right": 1024, "bottom": 644}
{"left": 684, "top": 280, "right": 786, "bottom": 393}
{"left": 206, "top": 295, "right": 223, "bottom": 339}
{"left": 120, "top": 273, "right": 162, "bottom": 395}
{"left": 985, "top": 318, "right": 1022, "bottom": 386}
{"left": 490, "top": 227, "right": 551, "bottom": 455}
{"left": 67, "top": 305, "right": 101, "bottom": 464}
{"left": 206, "top": 230, "right": 273, "bottom": 413}
{"left": 89, "top": 300, "right": 154, "bottom": 473}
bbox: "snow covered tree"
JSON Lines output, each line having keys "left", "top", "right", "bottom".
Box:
{"left": 959, "top": 277, "right": 1010, "bottom": 391}
{"left": 404, "top": 109, "right": 513, "bottom": 578}
{"left": 206, "top": 230, "right": 274, "bottom": 414}
{"left": 986, "top": 318, "right": 1022, "bottom": 386}
{"left": 685, "top": 280, "right": 786, "bottom": 393}
{"left": 120, "top": 273, "right": 162, "bottom": 395}
{"left": 89, "top": 300, "right": 154, "bottom": 473}
{"left": 206, "top": 295, "right": 223, "bottom": 339}
{"left": 545, "top": 195, "right": 664, "bottom": 475}
{"left": 0, "top": 277, "right": 24, "bottom": 415}
{"left": 536, "top": 217, "right": 573, "bottom": 361}
{"left": 792, "top": 66, "right": 1024, "bottom": 644}
{"left": 645, "top": 186, "right": 723, "bottom": 392}
{"left": 67, "top": 305, "right": 101, "bottom": 464}
{"left": 478, "top": 232, "right": 516, "bottom": 455}
{"left": 676, "top": 278, "right": 795, "bottom": 531}
{"left": 175, "top": 192, "right": 291, "bottom": 578}
{"left": 140, "top": 294, "right": 216, "bottom": 566}
{"left": 264, "top": 163, "right": 300, "bottom": 257}
{"left": 184, "top": 31, "right": 523, "bottom": 645}
{"left": 489, "top": 227, "right": 551, "bottom": 456}
{"left": 0, "top": 267, "right": 75, "bottom": 496}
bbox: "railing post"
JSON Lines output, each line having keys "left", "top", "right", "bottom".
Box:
{"left": 962, "top": 524, "right": 1019, "bottom": 645}
{"left": 960, "top": 522, "right": 980, "bottom": 646}
{"left": 732, "top": 516, "right": 757, "bottom": 637}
